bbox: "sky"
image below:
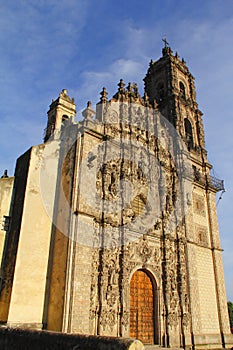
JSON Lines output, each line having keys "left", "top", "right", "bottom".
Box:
{"left": 0, "top": 0, "right": 233, "bottom": 300}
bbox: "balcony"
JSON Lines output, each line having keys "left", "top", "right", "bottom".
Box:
{"left": 209, "top": 175, "right": 225, "bottom": 192}
{"left": 186, "top": 167, "right": 225, "bottom": 192}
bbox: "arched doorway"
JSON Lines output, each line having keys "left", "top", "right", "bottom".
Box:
{"left": 130, "top": 269, "right": 156, "bottom": 344}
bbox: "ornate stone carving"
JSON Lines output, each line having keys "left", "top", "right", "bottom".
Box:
{"left": 137, "top": 238, "right": 153, "bottom": 264}
{"left": 106, "top": 288, "right": 117, "bottom": 307}
{"left": 154, "top": 246, "right": 161, "bottom": 264}
{"left": 95, "top": 157, "right": 148, "bottom": 228}
{"left": 195, "top": 224, "right": 208, "bottom": 246}
{"left": 99, "top": 308, "right": 116, "bottom": 332}
{"left": 121, "top": 310, "right": 130, "bottom": 329}
{"left": 167, "top": 312, "right": 178, "bottom": 328}
{"left": 182, "top": 312, "right": 190, "bottom": 328}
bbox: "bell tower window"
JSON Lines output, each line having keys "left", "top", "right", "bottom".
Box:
{"left": 62, "top": 114, "right": 69, "bottom": 122}
{"left": 179, "top": 81, "right": 186, "bottom": 99}
{"left": 184, "top": 118, "right": 194, "bottom": 149}
{"left": 157, "top": 82, "right": 165, "bottom": 102}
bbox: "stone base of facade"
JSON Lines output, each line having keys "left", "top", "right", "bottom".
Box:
{"left": 192, "top": 333, "right": 233, "bottom": 349}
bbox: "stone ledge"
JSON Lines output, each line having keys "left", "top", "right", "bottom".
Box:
{"left": 0, "top": 327, "right": 144, "bottom": 350}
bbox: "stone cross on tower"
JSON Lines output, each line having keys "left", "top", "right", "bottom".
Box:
{"left": 162, "top": 36, "right": 169, "bottom": 48}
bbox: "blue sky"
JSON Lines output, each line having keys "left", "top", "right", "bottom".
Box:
{"left": 0, "top": 0, "right": 233, "bottom": 300}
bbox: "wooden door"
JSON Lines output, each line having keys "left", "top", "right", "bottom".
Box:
{"left": 130, "top": 270, "right": 155, "bottom": 344}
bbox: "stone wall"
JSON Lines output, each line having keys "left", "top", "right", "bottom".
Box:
{"left": 0, "top": 150, "right": 31, "bottom": 322}
{"left": 7, "top": 145, "right": 55, "bottom": 329}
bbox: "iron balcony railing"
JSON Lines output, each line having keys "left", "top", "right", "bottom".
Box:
{"left": 209, "top": 175, "right": 225, "bottom": 192}
{"left": 185, "top": 167, "right": 225, "bottom": 192}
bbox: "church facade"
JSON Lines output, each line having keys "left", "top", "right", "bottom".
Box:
{"left": 0, "top": 46, "right": 232, "bottom": 349}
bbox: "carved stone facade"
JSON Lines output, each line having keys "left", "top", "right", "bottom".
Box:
{"left": 0, "top": 46, "right": 232, "bottom": 349}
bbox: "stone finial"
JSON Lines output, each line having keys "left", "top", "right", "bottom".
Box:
{"left": 82, "top": 101, "right": 95, "bottom": 120}
{"left": 144, "top": 92, "right": 149, "bottom": 102}
{"left": 57, "top": 89, "right": 75, "bottom": 104}
{"left": 118, "top": 79, "right": 125, "bottom": 93}
{"left": 60, "top": 89, "right": 67, "bottom": 96}
{"left": 133, "top": 83, "right": 138, "bottom": 96}
{"left": 100, "top": 87, "right": 108, "bottom": 103}
{"left": 127, "top": 82, "right": 133, "bottom": 93}
{"left": 1, "top": 169, "right": 8, "bottom": 178}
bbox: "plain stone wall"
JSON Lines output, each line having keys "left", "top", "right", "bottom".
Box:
{"left": 7, "top": 145, "right": 54, "bottom": 328}
{"left": 0, "top": 327, "right": 144, "bottom": 350}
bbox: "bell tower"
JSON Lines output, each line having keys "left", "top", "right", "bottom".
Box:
{"left": 44, "top": 89, "right": 76, "bottom": 142}
{"left": 144, "top": 42, "right": 230, "bottom": 349}
{"left": 144, "top": 40, "right": 206, "bottom": 160}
